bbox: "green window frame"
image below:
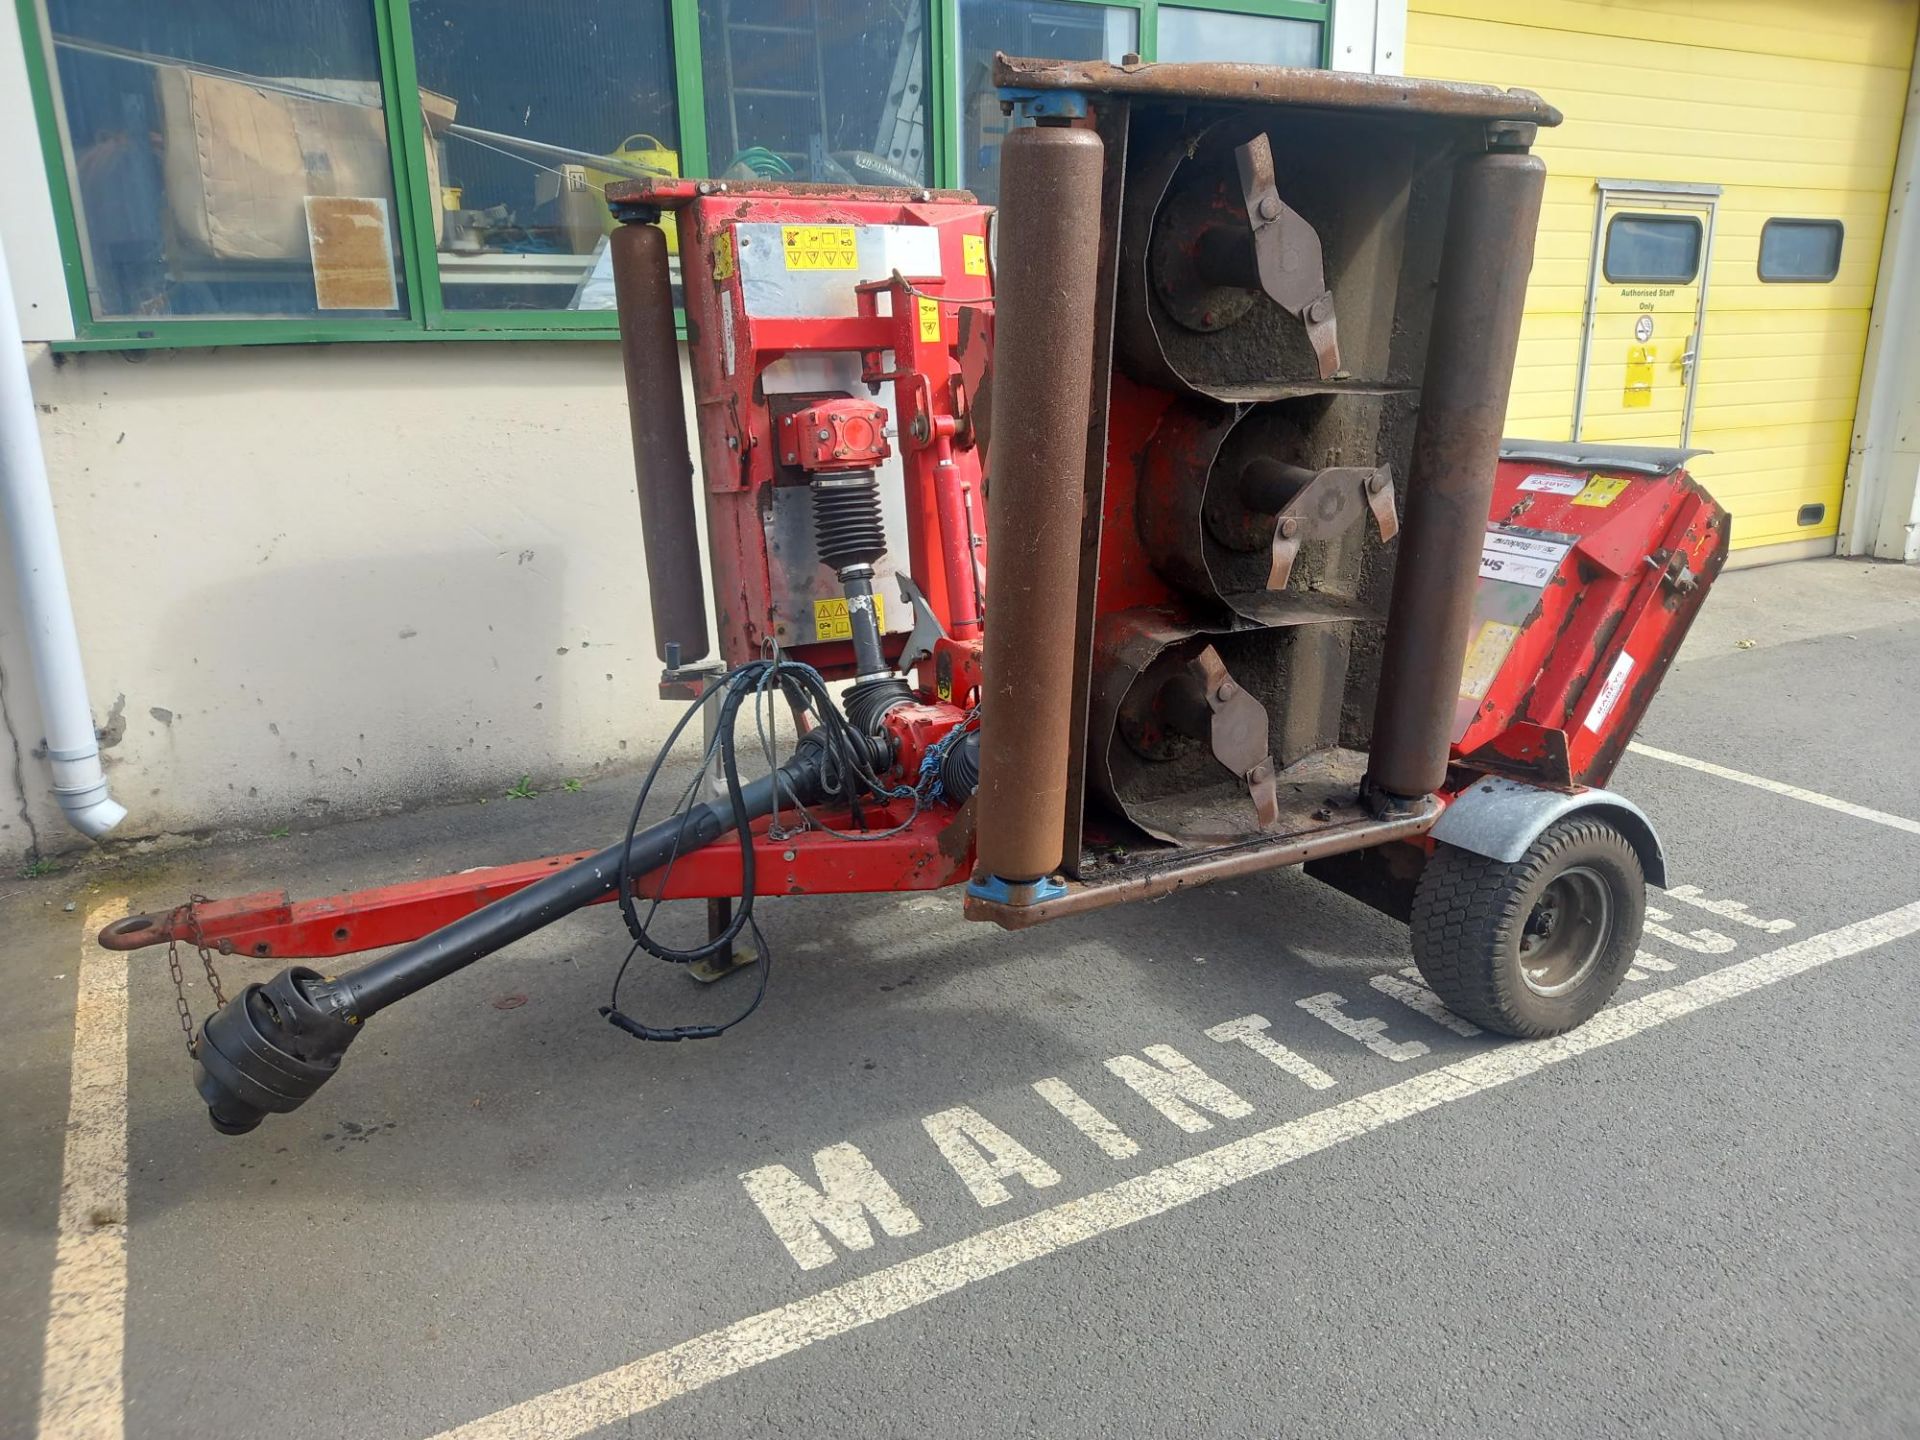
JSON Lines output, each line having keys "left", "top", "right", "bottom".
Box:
{"left": 16, "top": 0, "right": 1330, "bottom": 351}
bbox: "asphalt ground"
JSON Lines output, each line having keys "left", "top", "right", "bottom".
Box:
{"left": 5, "top": 557, "right": 1917, "bottom": 1439}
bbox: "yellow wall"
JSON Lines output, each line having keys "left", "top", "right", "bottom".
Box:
{"left": 1408, "top": 0, "right": 1917, "bottom": 551}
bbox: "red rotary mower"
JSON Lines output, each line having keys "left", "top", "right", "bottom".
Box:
{"left": 98, "top": 56, "right": 1726, "bottom": 1137}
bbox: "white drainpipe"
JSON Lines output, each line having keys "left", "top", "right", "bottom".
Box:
{"left": 0, "top": 232, "right": 125, "bottom": 839}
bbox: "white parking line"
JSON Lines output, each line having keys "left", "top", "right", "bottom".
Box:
{"left": 1628, "top": 741, "right": 1920, "bottom": 836}
{"left": 37, "top": 900, "right": 129, "bottom": 1440}
{"left": 426, "top": 898, "right": 1920, "bottom": 1440}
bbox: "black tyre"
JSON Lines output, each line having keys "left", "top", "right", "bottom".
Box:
{"left": 1410, "top": 815, "right": 1645, "bottom": 1038}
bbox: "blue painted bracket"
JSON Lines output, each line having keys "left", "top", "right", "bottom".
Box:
{"left": 996, "top": 87, "right": 1092, "bottom": 121}
{"left": 966, "top": 872, "right": 1070, "bottom": 906}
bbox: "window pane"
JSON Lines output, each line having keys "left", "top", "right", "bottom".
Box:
{"left": 411, "top": 1, "right": 679, "bottom": 313}
{"left": 1759, "top": 219, "right": 1843, "bottom": 283}
{"left": 41, "top": 0, "right": 408, "bottom": 320}
{"left": 1603, "top": 214, "right": 1702, "bottom": 284}
{"left": 956, "top": 1, "right": 1135, "bottom": 204}
{"left": 699, "top": 0, "right": 930, "bottom": 187}
{"left": 1157, "top": 9, "right": 1321, "bottom": 66}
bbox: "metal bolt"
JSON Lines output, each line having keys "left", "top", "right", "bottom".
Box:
{"left": 1307, "top": 296, "right": 1332, "bottom": 323}
{"left": 784, "top": 452, "right": 797, "bottom": 464}
{"left": 1216, "top": 682, "right": 1237, "bottom": 702}
{"left": 1256, "top": 196, "right": 1280, "bottom": 221}
{"left": 817, "top": 428, "right": 831, "bottom": 441}
{"left": 1279, "top": 517, "right": 1300, "bottom": 538}
{"left": 783, "top": 849, "right": 797, "bottom": 862}
{"left": 726, "top": 435, "right": 739, "bottom": 451}
{"left": 1367, "top": 472, "right": 1389, "bottom": 494}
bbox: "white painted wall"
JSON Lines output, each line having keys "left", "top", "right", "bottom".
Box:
{"left": 0, "top": 340, "right": 704, "bottom": 856}
{"left": 0, "top": 0, "right": 75, "bottom": 343}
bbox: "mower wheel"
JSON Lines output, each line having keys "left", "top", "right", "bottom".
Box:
{"left": 1409, "top": 815, "right": 1645, "bottom": 1038}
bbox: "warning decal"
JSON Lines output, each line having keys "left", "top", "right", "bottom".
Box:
{"left": 917, "top": 295, "right": 941, "bottom": 342}
{"left": 812, "top": 592, "right": 886, "bottom": 641}
{"left": 782, "top": 225, "right": 858, "bottom": 270}
{"left": 963, "top": 233, "right": 988, "bottom": 276}
{"left": 1573, "top": 474, "right": 1631, "bottom": 508}
{"left": 1459, "top": 620, "right": 1522, "bottom": 702}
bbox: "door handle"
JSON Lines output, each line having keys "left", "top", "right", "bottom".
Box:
{"left": 1679, "top": 337, "right": 1696, "bottom": 382}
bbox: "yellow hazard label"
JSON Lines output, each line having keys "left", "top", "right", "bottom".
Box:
{"left": 782, "top": 225, "right": 858, "bottom": 270}
{"left": 812, "top": 593, "right": 885, "bottom": 641}
{"left": 1622, "top": 345, "right": 1654, "bottom": 408}
{"left": 917, "top": 295, "right": 942, "bottom": 343}
{"left": 1573, "top": 473, "right": 1631, "bottom": 508}
{"left": 711, "top": 230, "right": 736, "bottom": 281}
{"left": 1459, "top": 620, "right": 1521, "bottom": 701}
{"left": 963, "top": 233, "right": 988, "bottom": 276}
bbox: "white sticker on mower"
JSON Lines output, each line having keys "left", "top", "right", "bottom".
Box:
{"left": 1584, "top": 651, "right": 1635, "bottom": 732}
{"left": 1479, "top": 530, "right": 1571, "bottom": 589}
{"left": 1518, "top": 472, "right": 1588, "bottom": 496}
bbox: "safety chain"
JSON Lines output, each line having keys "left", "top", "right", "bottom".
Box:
{"left": 163, "top": 896, "right": 227, "bottom": 1055}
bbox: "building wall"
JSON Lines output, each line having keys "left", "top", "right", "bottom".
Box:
{"left": 1408, "top": 0, "right": 1918, "bottom": 556}
{"left": 4, "top": 1, "right": 1915, "bottom": 858}
{"left": 0, "top": 340, "right": 704, "bottom": 856}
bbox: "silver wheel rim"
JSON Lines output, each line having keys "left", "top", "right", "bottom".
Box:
{"left": 1518, "top": 864, "right": 1611, "bottom": 998}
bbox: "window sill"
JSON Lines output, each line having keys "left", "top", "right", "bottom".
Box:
{"left": 48, "top": 316, "right": 687, "bottom": 353}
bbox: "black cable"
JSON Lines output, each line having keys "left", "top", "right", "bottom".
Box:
{"left": 603, "top": 657, "right": 874, "bottom": 1042}
{"left": 601, "top": 652, "right": 951, "bottom": 1044}
{"left": 602, "top": 921, "right": 771, "bottom": 1042}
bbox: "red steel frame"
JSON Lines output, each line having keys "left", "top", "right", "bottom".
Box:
{"left": 663, "top": 180, "right": 994, "bottom": 675}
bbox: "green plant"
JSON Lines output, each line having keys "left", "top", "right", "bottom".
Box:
{"left": 561, "top": 778, "right": 584, "bottom": 793}
{"left": 268, "top": 827, "right": 291, "bottom": 840}
{"left": 19, "top": 856, "right": 62, "bottom": 878}
{"left": 505, "top": 775, "right": 539, "bottom": 800}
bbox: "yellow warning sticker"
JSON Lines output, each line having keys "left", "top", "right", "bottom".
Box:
{"left": 711, "top": 231, "right": 736, "bottom": 281}
{"left": 782, "top": 225, "right": 858, "bottom": 270}
{"left": 1573, "top": 473, "right": 1631, "bottom": 508}
{"left": 1622, "top": 345, "right": 1654, "bottom": 408}
{"left": 963, "top": 233, "right": 988, "bottom": 276}
{"left": 917, "top": 295, "right": 942, "bottom": 343}
{"left": 812, "top": 593, "right": 885, "bottom": 641}
{"left": 1459, "top": 620, "right": 1521, "bottom": 701}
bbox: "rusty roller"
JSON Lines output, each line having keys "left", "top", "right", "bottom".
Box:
{"left": 611, "top": 216, "right": 710, "bottom": 664}
{"left": 973, "top": 121, "right": 1106, "bottom": 886}
{"left": 1366, "top": 147, "right": 1546, "bottom": 803}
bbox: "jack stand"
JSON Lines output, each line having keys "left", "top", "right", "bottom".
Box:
{"left": 687, "top": 687, "right": 759, "bottom": 985}
{"left": 686, "top": 896, "right": 759, "bottom": 984}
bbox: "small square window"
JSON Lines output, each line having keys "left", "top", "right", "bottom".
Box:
{"left": 1603, "top": 213, "right": 1703, "bottom": 284}
{"left": 1759, "top": 219, "right": 1843, "bottom": 283}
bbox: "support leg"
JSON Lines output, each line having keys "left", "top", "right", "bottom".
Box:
{"left": 686, "top": 677, "right": 761, "bottom": 985}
